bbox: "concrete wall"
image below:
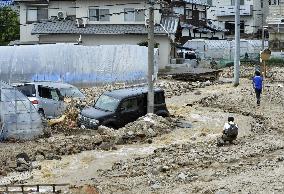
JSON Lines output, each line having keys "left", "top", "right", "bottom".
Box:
{"left": 39, "top": 34, "right": 171, "bottom": 68}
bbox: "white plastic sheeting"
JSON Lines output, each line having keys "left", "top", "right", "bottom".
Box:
{"left": 184, "top": 39, "right": 269, "bottom": 60}
{"left": 0, "top": 44, "right": 157, "bottom": 85}
{"left": 0, "top": 81, "right": 43, "bottom": 141}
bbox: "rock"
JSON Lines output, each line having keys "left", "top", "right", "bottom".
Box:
{"left": 204, "top": 80, "right": 211, "bottom": 86}
{"left": 161, "top": 165, "right": 170, "bottom": 172}
{"left": 35, "top": 154, "right": 45, "bottom": 161}
{"left": 150, "top": 182, "right": 162, "bottom": 189}
{"left": 177, "top": 172, "right": 187, "bottom": 180}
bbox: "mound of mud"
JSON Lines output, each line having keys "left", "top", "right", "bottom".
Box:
{"left": 97, "top": 114, "right": 175, "bottom": 145}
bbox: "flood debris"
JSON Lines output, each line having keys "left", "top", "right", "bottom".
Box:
{"left": 159, "top": 67, "right": 222, "bottom": 82}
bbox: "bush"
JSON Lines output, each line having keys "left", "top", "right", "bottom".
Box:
{"left": 266, "top": 57, "right": 284, "bottom": 67}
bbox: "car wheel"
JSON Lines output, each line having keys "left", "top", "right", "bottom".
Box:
{"left": 38, "top": 110, "right": 45, "bottom": 118}
{"left": 103, "top": 123, "right": 117, "bottom": 129}
{"left": 157, "top": 113, "right": 169, "bottom": 118}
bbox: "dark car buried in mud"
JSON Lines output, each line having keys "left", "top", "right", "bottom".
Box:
{"left": 78, "top": 87, "right": 169, "bottom": 129}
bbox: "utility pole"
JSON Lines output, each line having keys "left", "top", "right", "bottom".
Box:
{"left": 234, "top": 0, "right": 240, "bottom": 86}
{"left": 147, "top": 0, "right": 155, "bottom": 113}
{"left": 261, "top": 13, "right": 265, "bottom": 51}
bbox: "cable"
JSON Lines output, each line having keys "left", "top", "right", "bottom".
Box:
{"left": 0, "top": 2, "right": 269, "bottom": 30}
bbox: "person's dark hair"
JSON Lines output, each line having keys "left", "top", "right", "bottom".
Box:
{"left": 255, "top": 71, "right": 261, "bottom": 76}
{"left": 228, "top": 117, "right": 234, "bottom": 122}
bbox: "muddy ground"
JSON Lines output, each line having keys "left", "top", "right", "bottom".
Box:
{"left": 0, "top": 66, "right": 284, "bottom": 193}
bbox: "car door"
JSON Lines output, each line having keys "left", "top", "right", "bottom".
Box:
{"left": 38, "top": 86, "right": 63, "bottom": 118}
{"left": 38, "top": 85, "right": 53, "bottom": 117}
{"left": 119, "top": 97, "right": 140, "bottom": 126}
{"left": 50, "top": 88, "right": 65, "bottom": 117}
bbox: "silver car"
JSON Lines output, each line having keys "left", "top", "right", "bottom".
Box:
{"left": 13, "top": 82, "right": 84, "bottom": 118}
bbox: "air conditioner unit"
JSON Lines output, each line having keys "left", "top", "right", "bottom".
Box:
{"left": 145, "top": 17, "right": 150, "bottom": 28}
{"left": 76, "top": 18, "right": 84, "bottom": 28}
{"left": 57, "top": 11, "right": 67, "bottom": 20}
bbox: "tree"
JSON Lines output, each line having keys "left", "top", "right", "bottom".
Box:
{"left": 0, "top": 7, "right": 19, "bottom": 45}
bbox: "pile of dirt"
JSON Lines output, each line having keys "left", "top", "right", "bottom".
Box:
{"left": 220, "top": 66, "right": 256, "bottom": 79}
{"left": 97, "top": 114, "right": 175, "bottom": 145}
{"left": 156, "top": 80, "right": 212, "bottom": 98}
{"left": 268, "top": 67, "right": 284, "bottom": 82}
{"left": 117, "top": 114, "right": 175, "bottom": 144}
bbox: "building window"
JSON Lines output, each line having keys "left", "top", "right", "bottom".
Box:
{"left": 199, "top": 11, "right": 206, "bottom": 20}
{"left": 89, "top": 9, "right": 110, "bottom": 21}
{"left": 27, "top": 7, "right": 48, "bottom": 23}
{"left": 261, "top": 0, "right": 263, "bottom": 8}
{"left": 185, "top": 9, "right": 192, "bottom": 19}
{"left": 269, "top": 0, "right": 279, "bottom": 5}
{"left": 124, "top": 8, "right": 145, "bottom": 22}
{"left": 231, "top": 0, "right": 244, "bottom": 5}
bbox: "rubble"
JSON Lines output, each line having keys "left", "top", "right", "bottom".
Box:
{"left": 97, "top": 114, "right": 176, "bottom": 145}
{"left": 1, "top": 66, "right": 284, "bottom": 193}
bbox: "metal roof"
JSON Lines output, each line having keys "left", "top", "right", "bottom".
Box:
{"left": 104, "top": 86, "right": 163, "bottom": 99}
{"left": 31, "top": 19, "right": 169, "bottom": 35}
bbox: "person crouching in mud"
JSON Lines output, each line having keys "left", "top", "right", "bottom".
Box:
{"left": 217, "top": 117, "right": 238, "bottom": 146}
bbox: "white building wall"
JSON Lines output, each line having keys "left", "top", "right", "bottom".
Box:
{"left": 38, "top": 34, "right": 170, "bottom": 68}
{"left": 19, "top": 0, "right": 162, "bottom": 42}
{"left": 75, "top": 0, "right": 161, "bottom": 25}
{"left": 49, "top": 1, "right": 76, "bottom": 17}
{"left": 19, "top": 3, "right": 39, "bottom": 42}
{"left": 207, "top": 0, "right": 269, "bottom": 34}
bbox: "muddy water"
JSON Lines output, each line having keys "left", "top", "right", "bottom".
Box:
{"left": 0, "top": 87, "right": 255, "bottom": 186}
{"left": 28, "top": 144, "right": 158, "bottom": 185}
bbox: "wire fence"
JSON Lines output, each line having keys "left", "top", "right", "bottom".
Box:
{"left": 0, "top": 81, "right": 43, "bottom": 141}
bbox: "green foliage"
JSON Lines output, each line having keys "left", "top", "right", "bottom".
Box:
{"left": 266, "top": 57, "right": 284, "bottom": 67}
{"left": 0, "top": 7, "right": 19, "bottom": 45}
{"left": 137, "top": 41, "right": 159, "bottom": 48}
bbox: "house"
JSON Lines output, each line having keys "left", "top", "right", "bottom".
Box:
{"left": 15, "top": 0, "right": 179, "bottom": 68}
{"left": 207, "top": 0, "right": 270, "bottom": 38}
{"left": 266, "top": 0, "right": 284, "bottom": 51}
{"left": 168, "top": 0, "right": 225, "bottom": 45}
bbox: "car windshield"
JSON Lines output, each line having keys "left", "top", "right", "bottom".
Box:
{"left": 94, "top": 94, "right": 120, "bottom": 112}
{"left": 60, "top": 87, "right": 85, "bottom": 98}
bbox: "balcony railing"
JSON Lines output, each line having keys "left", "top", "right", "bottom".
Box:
{"left": 217, "top": 5, "right": 253, "bottom": 17}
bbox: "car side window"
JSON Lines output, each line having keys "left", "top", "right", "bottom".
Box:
{"left": 121, "top": 98, "right": 138, "bottom": 111}
{"left": 38, "top": 86, "right": 52, "bottom": 99}
{"left": 50, "top": 89, "right": 60, "bottom": 101}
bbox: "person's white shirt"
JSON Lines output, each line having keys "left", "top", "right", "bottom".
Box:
{"left": 223, "top": 121, "right": 238, "bottom": 133}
